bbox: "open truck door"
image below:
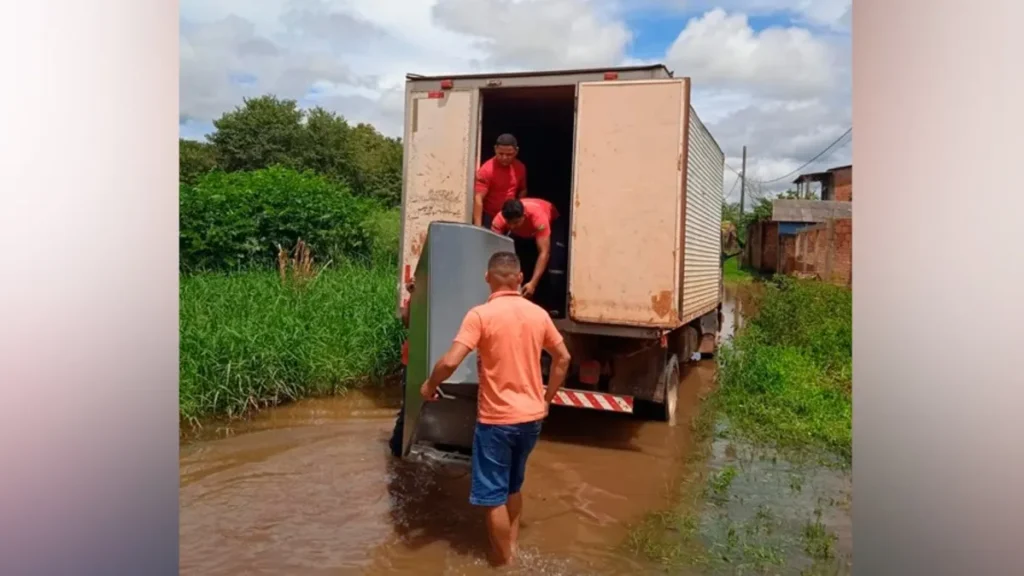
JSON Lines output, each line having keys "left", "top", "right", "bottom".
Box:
{"left": 397, "top": 88, "right": 478, "bottom": 313}
{"left": 568, "top": 78, "right": 722, "bottom": 328}
{"left": 401, "top": 222, "right": 515, "bottom": 461}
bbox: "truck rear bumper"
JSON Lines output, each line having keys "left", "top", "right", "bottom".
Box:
{"left": 547, "top": 386, "right": 634, "bottom": 414}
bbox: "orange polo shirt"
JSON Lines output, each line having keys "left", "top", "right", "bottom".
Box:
{"left": 453, "top": 291, "right": 563, "bottom": 425}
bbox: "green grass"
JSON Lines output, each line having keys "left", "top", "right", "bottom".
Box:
{"left": 722, "top": 256, "right": 754, "bottom": 284}
{"left": 717, "top": 276, "right": 852, "bottom": 465}
{"left": 179, "top": 262, "right": 402, "bottom": 424}
{"left": 626, "top": 276, "right": 852, "bottom": 573}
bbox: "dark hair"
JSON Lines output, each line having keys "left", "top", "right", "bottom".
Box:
{"left": 501, "top": 198, "right": 524, "bottom": 221}
{"left": 495, "top": 133, "right": 518, "bottom": 148}
{"left": 487, "top": 251, "right": 521, "bottom": 274}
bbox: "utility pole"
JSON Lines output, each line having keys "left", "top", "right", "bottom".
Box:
{"left": 739, "top": 145, "right": 747, "bottom": 216}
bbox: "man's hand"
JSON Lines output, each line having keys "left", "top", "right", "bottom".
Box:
{"left": 521, "top": 281, "right": 537, "bottom": 298}
{"left": 420, "top": 380, "right": 439, "bottom": 402}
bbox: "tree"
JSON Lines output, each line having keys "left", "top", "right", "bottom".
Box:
{"left": 208, "top": 95, "right": 305, "bottom": 172}
{"left": 299, "top": 107, "right": 356, "bottom": 186}
{"left": 179, "top": 139, "right": 218, "bottom": 186}
{"left": 346, "top": 123, "right": 403, "bottom": 206}
{"left": 195, "top": 94, "right": 406, "bottom": 208}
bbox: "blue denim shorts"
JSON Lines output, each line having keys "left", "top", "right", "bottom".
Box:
{"left": 469, "top": 420, "right": 543, "bottom": 507}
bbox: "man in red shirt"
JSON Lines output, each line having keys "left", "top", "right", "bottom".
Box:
{"left": 419, "top": 252, "right": 571, "bottom": 567}
{"left": 490, "top": 198, "right": 562, "bottom": 300}
{"left": 473, "top": 133, "right": 527, "bottom": 229}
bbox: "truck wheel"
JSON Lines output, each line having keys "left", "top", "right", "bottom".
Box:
{"left": 660, "top": 353, "right": 681, "bottom": 426}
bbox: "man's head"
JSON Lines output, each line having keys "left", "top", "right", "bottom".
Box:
{"left": 485, "top": 251, "right": 523, "bottom": 292}
{"left": 500, "top": 198, "right": 526, "bottom": 231}
{"left": 493, "top": 133, "right": 518, "bottom": 167}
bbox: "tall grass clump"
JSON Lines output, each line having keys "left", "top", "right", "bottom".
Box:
{"left": 716, "top": 277, "right": 852, "bottom": 465}
{"left": 179, "top": 255, "right": 403, "bottom": 423}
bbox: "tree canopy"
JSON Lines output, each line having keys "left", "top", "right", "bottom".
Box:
{"left": 180, "top": 95, "right": 403, "bottom": 207}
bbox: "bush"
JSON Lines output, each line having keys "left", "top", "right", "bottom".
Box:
{"left": 179, "top": 265, "right": 403, "bottom": 422}
{"left": 179, "top": 167, "right": 376, "bottom": 272}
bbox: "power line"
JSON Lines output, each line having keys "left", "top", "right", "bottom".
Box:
{"left": 724, "top": 172, "right": 740, "bottom": 201}
{"left": 753, "top": 128, "right": 852, "bottom": 185}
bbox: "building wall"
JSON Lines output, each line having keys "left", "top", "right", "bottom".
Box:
{"left": 780, "top": 218, "right": 852, "bottom": 286}
{"left": 746, "top": 221, "right": 763, "bottom": 270}
{"left": 761, "top": 221, "right": 779, "bottom": 273}
{"left": 832, "top": 167, "right": 853, "bottom": 201}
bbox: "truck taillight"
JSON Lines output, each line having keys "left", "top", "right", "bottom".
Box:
{"left": 440, "top": 79, "right": 454, "bottom": 89}
{"left": 603, "top": 72, "right": 618, "bottom": 80}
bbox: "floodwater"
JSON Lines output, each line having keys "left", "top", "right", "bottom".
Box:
{"left": 179, "top": 283, "right": 851, "bottom": 575}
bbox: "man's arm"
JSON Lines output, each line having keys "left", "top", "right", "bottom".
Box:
{"left": 543, "top": 326, "right": 570, "bottom": 404}
{"left": 473, "top": 166, "right": 489, "bottom": 227}
{"left": 420, "top": 342, "right": 473, "bottom": 399}
{"left": 473, "top": 193, "right": 485, "bottom": 227}
{"left": 517, "top": 167, "right": 528, "bottom": 198}
{"left": 421, "top": 310, "right": 480, "bottom": 400}
{"left": 523, "top": 234, "right": 550, "bottom": 296}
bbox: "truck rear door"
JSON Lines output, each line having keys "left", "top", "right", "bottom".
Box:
{"left": 398, "top": 89, "right": 476, "bottom": 309}
{"left": 568, "top": 78, "right": 690, "bottom": 328}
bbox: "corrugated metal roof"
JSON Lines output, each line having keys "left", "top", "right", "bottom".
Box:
{"left": 406, "top": 64, "right": 671, "bottom": 82}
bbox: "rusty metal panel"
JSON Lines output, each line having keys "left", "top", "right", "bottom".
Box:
{"left": 397, "top": 89, "right": 475, "bottom": 309}
{"left": 680, "top": 106, "right": 725, "bottom": 324}
{"left": 568, "top": 79, "right": 688, "bottom": 327}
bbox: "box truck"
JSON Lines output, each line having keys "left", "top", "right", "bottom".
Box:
{"left": 397, "top": 64, "right": 725, "bottom": 460}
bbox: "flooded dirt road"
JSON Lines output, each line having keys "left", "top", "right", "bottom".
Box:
{"left": 179, "top": 284, "right": 850, "bottom": 575}
{"left": 180, "top": 360, "right": 717, "bottom": 575}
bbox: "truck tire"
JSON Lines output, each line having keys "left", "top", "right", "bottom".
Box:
{"left": 660, "top": 353, "right": 681, "bottom": 427}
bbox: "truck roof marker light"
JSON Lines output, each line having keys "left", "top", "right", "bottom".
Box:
{"left": 603, "top": 72, "right": 618, "bottom": 80}
{"left": 440, "top": 79, "right": 454, "bottom": 89}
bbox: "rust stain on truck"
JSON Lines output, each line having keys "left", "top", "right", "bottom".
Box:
{"left": 650, "top": 290, "right": 674, "bottom": 319}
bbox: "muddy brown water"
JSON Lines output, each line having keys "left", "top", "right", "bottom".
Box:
{"left": 179, "top": 358, "right": 717, "bottom": 575}
{"left": 179, "top": 284, "right": 848, "bottom": 575}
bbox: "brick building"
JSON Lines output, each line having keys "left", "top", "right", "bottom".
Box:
{"left": 792, "top": 164, "right": 852, "bottom": 202}
{"left": 744, "top": 165, "right": 853, "bottom": 286}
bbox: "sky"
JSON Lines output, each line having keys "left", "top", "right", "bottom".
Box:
{"left": 179, "top": 0, "right": 852, "bottom": 201}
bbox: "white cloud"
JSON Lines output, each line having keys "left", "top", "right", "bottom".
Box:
{"left": 666, "top": 9, "right": 838, "bottom": 99}
{"left": 179, "top": 1, "right": 851, "bottom": 200}
{"left": 431, "top": 0, "right": 631, "bottom": 69}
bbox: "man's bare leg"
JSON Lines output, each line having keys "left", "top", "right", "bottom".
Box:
{"left": 507, "top": 492, "right": 523, "bottom": 558}
{"left": 485, "top": 504, "right": 514, "bottom": 566}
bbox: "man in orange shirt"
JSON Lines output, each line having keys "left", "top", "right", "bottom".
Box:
{"left": 491, "top": 197, "right": 564, "bottom": 301}
{"left": 473, "top": 134, "right": 527, "bottom": 229}
{"left": 419, "top": 252, "right": 571, "bottom": 567}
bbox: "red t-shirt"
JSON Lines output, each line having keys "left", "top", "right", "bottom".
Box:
{"left": 491, "top": 198, "right": 559, "bottom": 239}
{"left": 474, "top": 158, "right": 527, "bottom": 218}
